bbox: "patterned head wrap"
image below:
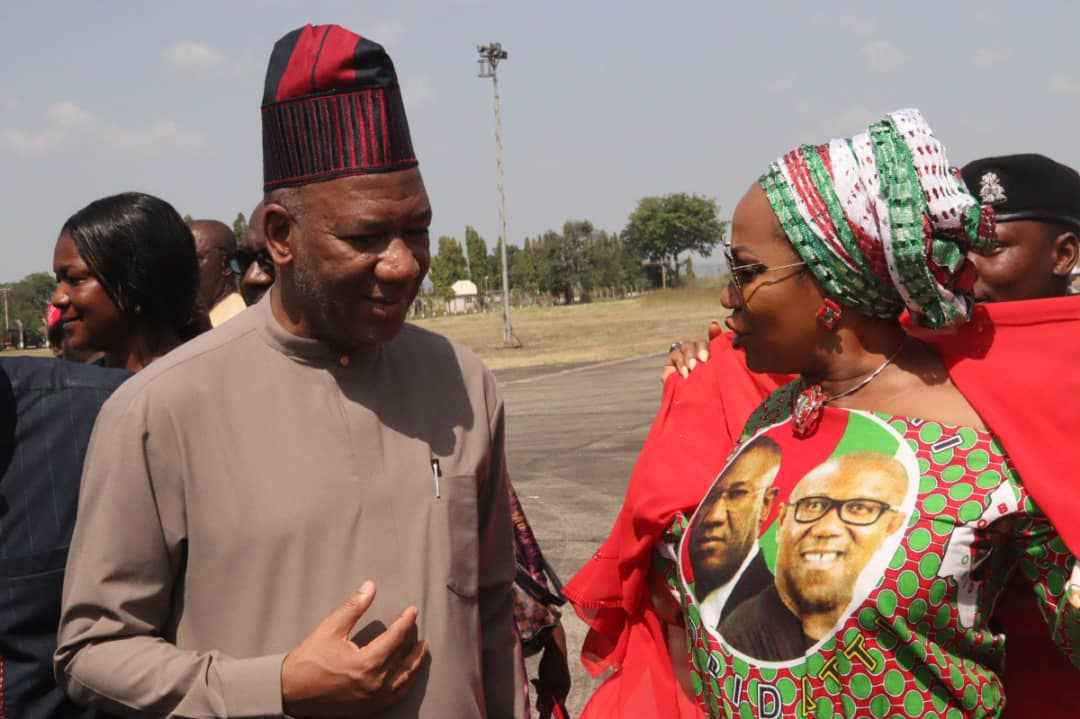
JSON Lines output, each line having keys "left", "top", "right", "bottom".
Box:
{"left": 759, "top": 109, "right": 997, "bottom": 329}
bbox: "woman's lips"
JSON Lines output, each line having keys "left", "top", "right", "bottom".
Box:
{"left": 726, "top": 316, "right": 749, "bottom": 346}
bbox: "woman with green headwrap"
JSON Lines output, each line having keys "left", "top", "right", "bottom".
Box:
{"left": 663, "top": 109, "right": 1080, "bottom": 718}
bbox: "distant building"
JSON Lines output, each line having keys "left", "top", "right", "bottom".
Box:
{"left": 448, "top": 279, "right": 479, "bottom": 314}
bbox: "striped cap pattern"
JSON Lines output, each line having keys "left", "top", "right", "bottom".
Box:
{"left": 759, "top": 109, "right": 997, "bottom": 330}
{"left": 261, "top": 24, "right": 417, "bottom": 191}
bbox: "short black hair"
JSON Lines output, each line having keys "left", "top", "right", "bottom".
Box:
{"left": 188, "top": 219, "right": 239, "bottom": 271}
{"left": 62, "top": 192, "right": 200, "bottom": 338}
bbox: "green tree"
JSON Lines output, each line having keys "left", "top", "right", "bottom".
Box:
{"left": 587, "top": 230, "right": 642, "bottom": 292}
{"left": 512, "top": 237, "right": 544, "bottom": 294}
{"left": 684, "top": 255, "right": 697, "bottom": 285}
{"left": 560, "top": 220, "right": 596, "bottom": 301}
{"left": 531, "top": 231, "right": 568, "bottom": 302}
{"left": 428, "top": 236, "right": 468, "bottom": 299}
{"left": 233, "top": 212, "right": 249, "bottom": 247}
{"left": 464, "top": 226, "right": 494, "bottom": 293}
{"left": 622, "top": 193, "right": 726, "bottom": 288}
{"left": 489, "top": 239, "right": 519, "bottom": 293}
{"left": 1, "top": 272, "right": 58, "bottom": 337}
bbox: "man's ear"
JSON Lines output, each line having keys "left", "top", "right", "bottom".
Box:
{"left": 1051, "top": 231, "right": 1079, "bottom": 277}
{"left": 760, "top": 487, "right": 780, "bottom": 531}
{"left": 263, "top": 202, "right": 296, "bottom": 268}
{"left": 774, "top": 499, "right": 788, "bottom": 529}
{"left": 221, "top": 252, "right": 234, "bottom": 281}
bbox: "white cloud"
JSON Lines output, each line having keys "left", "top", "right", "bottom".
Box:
{"left": 2, "top": 127, "right": 65, "bottom": 156}
{"left": 2, "top": 98, "right": 19, "bottom": 112}
{"left": 163, "top": 41, "right": 225, "bottom": 71}
{"left": 861, "top": 41, "right": 908, "bottom": 73}
{"left": 1049, "top": 74, "right": 1080, "bottom": 96}
{"left": 972, "top": 47, "right": 1013, "bottom": 70}
{"left": 1, "top": 100, "right": 95, "bottom": 156}
{"left": 975, "top": 9, "right": 1002, "bottom": 25}
{"left": 46, "top": 100, "right": 95, "bottom": 128}
{"left": 403, "top": 75, "right": 436, "bottom": 111}
{"left": 1, "top": 101, "right": 202, "bottom": 157}
{"left": 813, "top": 11, "right": 877, "bottom": 38}
{"left": 788, "top": 99, "right": 881, "bottom": 143}
{"left": 102, "top": 120, "right": 204, "bottom": 154}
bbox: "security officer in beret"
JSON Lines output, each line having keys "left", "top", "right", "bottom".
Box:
{"left": 961, "top": 153, "right": 1080, "bottom": 302}
{"left": 961, "top": 153, "right": 1080, "bottom": 719}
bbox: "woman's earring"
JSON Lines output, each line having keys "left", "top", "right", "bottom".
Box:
{"left": 816, "top": 299, "right": 842, "bottom": 331}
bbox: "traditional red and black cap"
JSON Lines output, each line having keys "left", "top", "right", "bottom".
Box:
{"left": 261, "top": 24, "right": 417, "bottom": 191}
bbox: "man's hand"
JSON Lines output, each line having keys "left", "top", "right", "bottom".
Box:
{"left": 281, "top": 581, "right": 428, "bottom": 718}
{"left": 661, "top": 320, "right": 724, "bottom": 381}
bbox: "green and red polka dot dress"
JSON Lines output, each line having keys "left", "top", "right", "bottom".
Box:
{"left": 667, "top": 383, "right": 1080, "bottom": 718}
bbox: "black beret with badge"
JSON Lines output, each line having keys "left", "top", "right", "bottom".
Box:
{"left": 961, "top": 153, "right": 1080, "bottom": 233}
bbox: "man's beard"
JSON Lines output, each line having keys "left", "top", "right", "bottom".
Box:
{"left": 787, "top": 578, "right": 849, "bottom": 615}
{"left": 292, "top": 250, "right": 345, "bottom": 346}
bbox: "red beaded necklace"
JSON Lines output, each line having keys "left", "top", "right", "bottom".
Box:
{"left": 792, "top": 340, "right": 907, "bottom": 437}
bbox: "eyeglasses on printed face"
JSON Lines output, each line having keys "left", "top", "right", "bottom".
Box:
{"left": 791, "top": 496, "right": 897, "bottom": 526}
{"left": 722, "top": 242, "right": 807, "bottom": 305}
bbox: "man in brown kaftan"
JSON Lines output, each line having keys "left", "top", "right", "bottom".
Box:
{"left": 55, "top": 24, "right": 522, "bottom": 719}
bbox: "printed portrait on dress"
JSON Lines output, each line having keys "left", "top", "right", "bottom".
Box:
{"left": 681, "top": 410, "right": 919, "bottom": 665}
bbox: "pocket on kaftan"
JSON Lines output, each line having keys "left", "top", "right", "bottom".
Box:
{"left": 438, "top": 474, "right": 480, "bottom": 599}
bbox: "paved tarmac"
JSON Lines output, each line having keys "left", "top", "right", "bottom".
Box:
{"left": 496, "top": 353, "right": 666, "bottom": 716}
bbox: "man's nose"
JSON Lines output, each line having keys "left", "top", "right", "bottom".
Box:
{"left": 720, "top": 281, "right": 740, "bottom": 311}
{"left": 809, "top": 508, "right": 846, "bottom": 536}
{"left": 376, "top": 237, "right": 420, "bottom": 283}
{"left": 246, "top": 264, "right": 273, "bottom": 285}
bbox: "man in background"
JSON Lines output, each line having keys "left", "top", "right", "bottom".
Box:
{"left": 233, "top": 201, "right": 275, "bottom": 306}
{"left": 189, "top": 219, "right": 246, "bottom": 326}
{"left": 960, "top": 154, "right": 1079, "bottom": 302}
{"left": 0, "top": 357, "right": 127, "bottom": 718}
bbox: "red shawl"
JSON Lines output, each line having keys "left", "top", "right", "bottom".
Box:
{"left": 564, "top": 296, "right": 1080, "bottom": 718}
{"left": 912, "top": 296, "right": 1080, "bottom": 556}
{"left": 563, "top": 333, "right": 786, "bottom": 718}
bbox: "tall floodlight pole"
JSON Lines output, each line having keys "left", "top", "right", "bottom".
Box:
{"left": 477, "top": 42, "right": 514, "bottom": 346}
{"left": 0, "top": 289, "right": 9, "bottom": 343}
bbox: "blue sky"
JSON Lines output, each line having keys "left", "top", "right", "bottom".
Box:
{"left": 3, "top": 1, "right": 1080, "bottom": 282}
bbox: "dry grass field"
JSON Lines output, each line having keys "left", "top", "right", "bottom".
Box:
{"left": 1, "top": 347, "right": 53, "bottom": 358}
{"left": 3, "top": 285, "right": 729, "bottom": 370}
{"left": 413, "top": 284, "right": 729, "bottom": 370}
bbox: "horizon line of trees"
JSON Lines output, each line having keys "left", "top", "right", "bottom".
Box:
{"left": 427, "top": 192, "right": 727, "bottom": 303}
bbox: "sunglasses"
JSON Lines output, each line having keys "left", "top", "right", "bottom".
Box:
{"left": 722, "top": 242, "right": 807, "bottom": 305}
{"left": 230, "top": 249, "right": 275, "bottom": 278}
